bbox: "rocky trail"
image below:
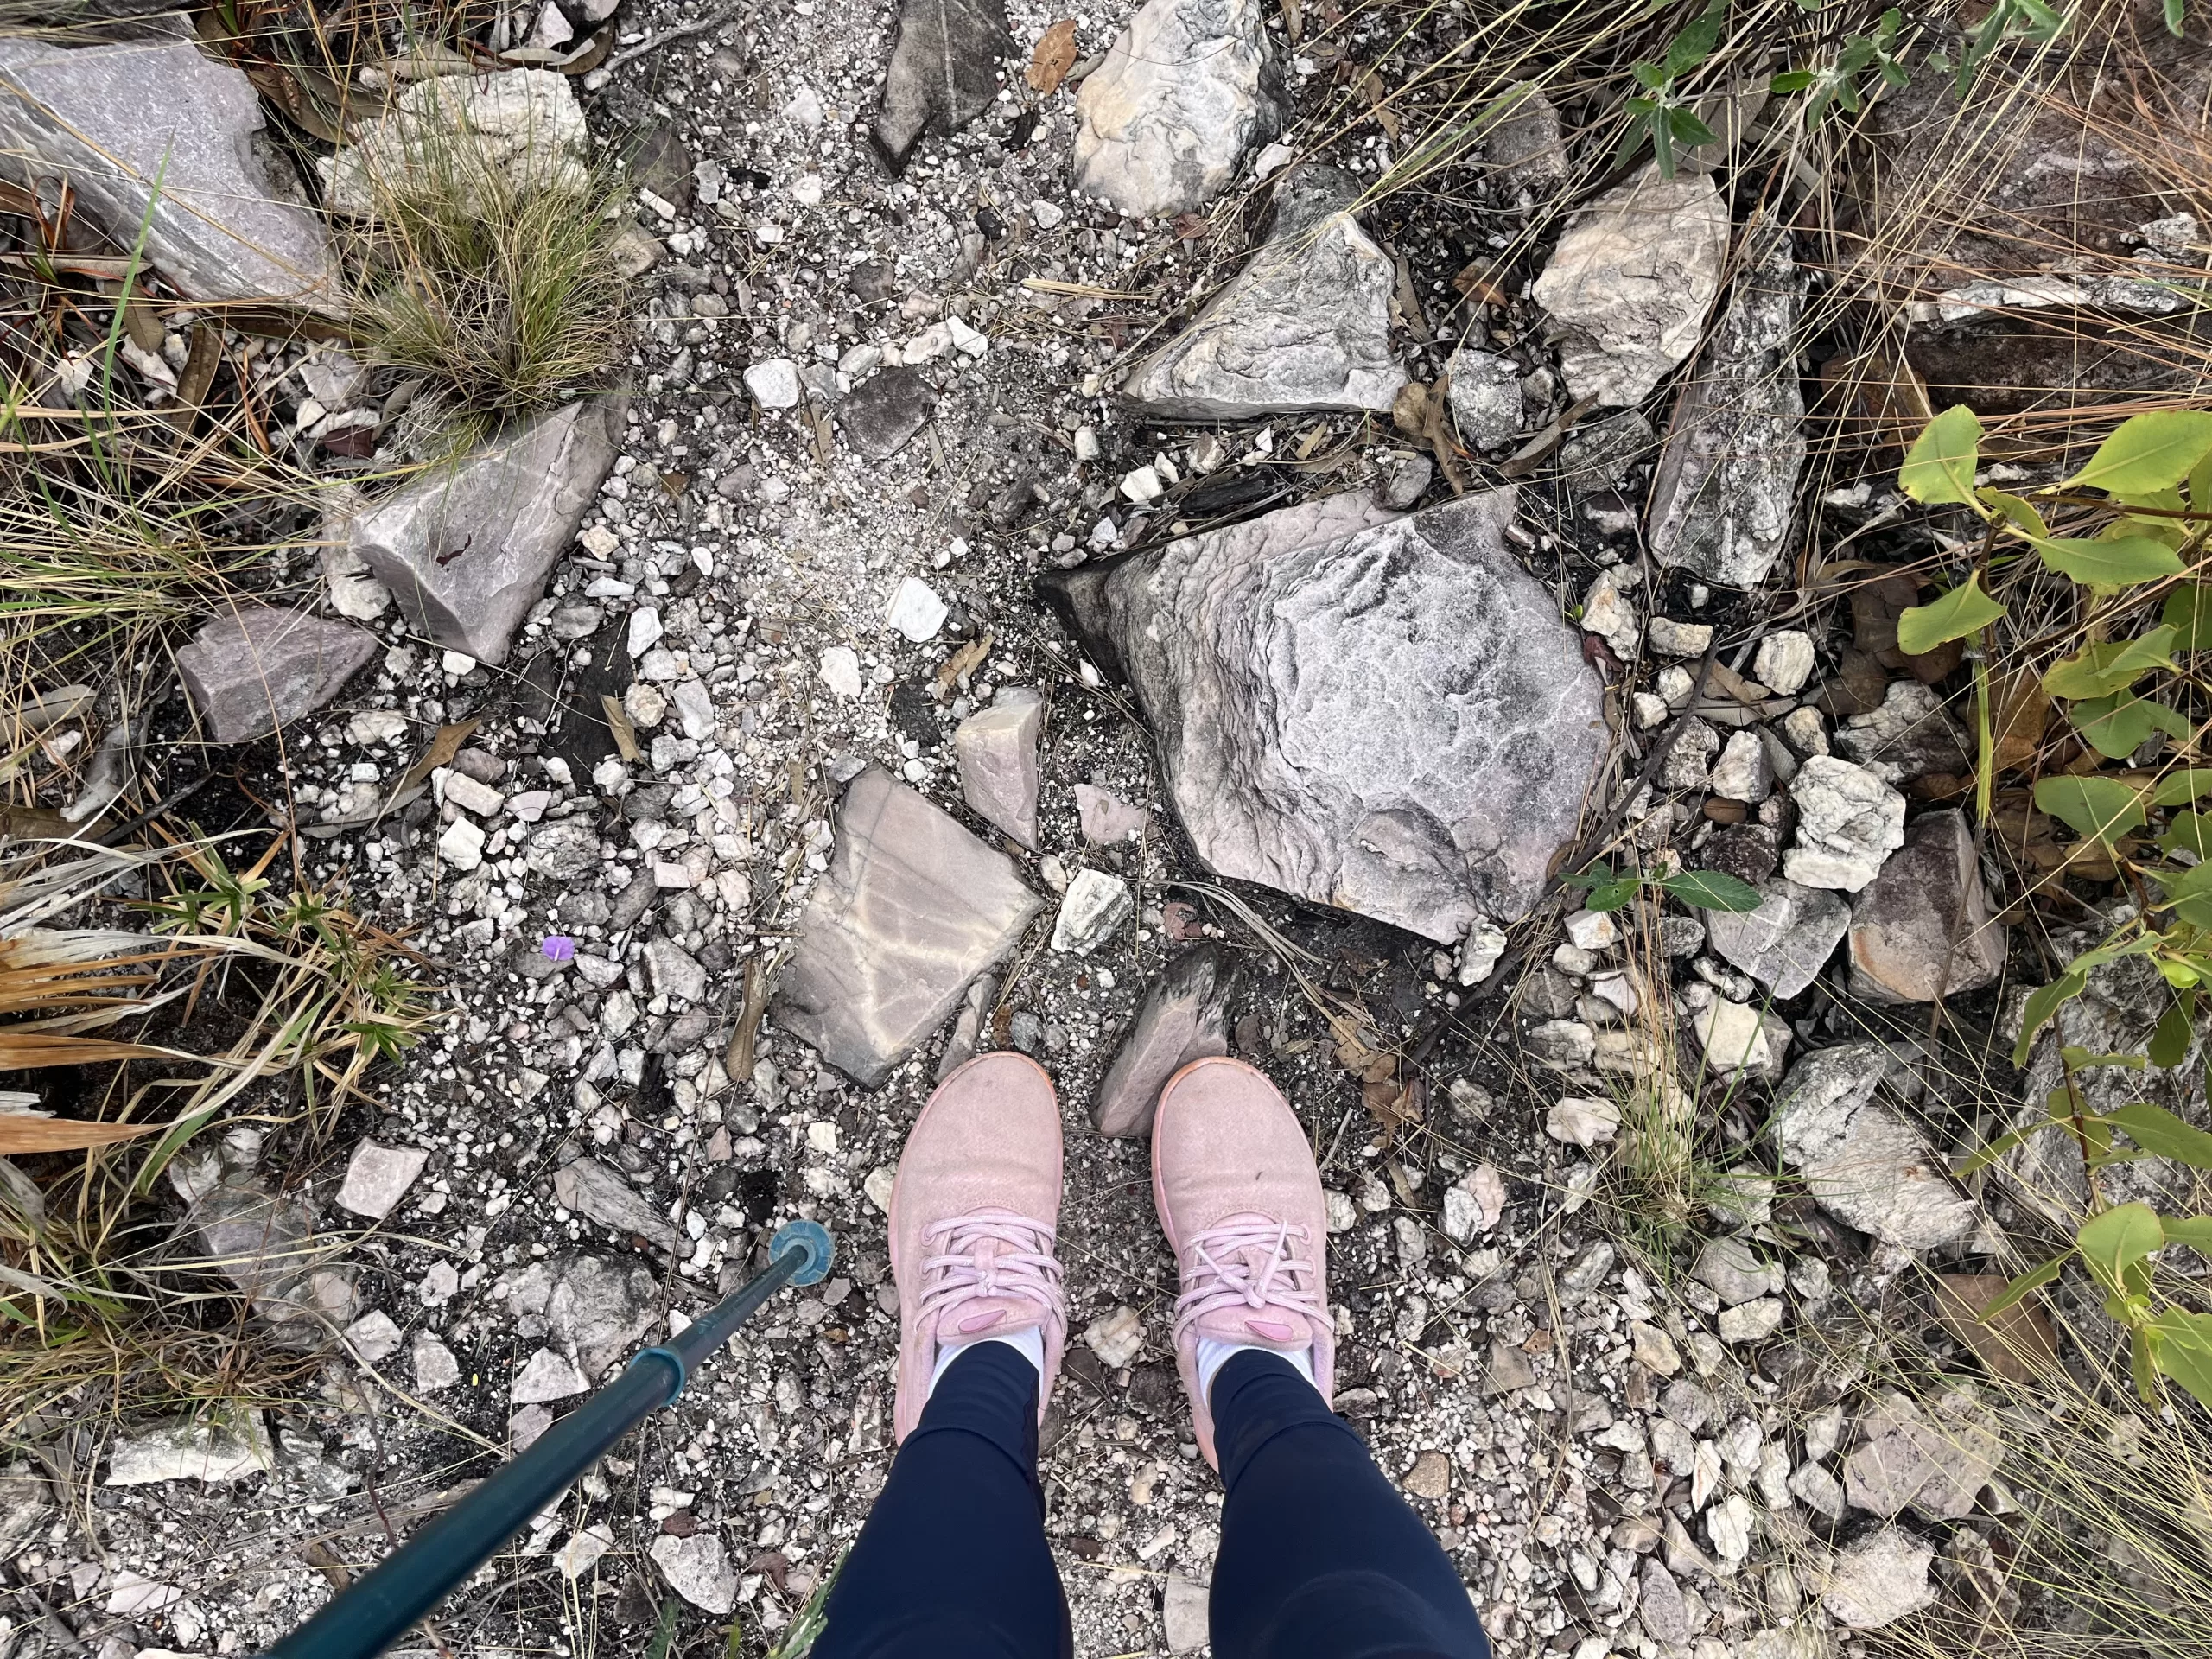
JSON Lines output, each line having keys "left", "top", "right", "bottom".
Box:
{"left": 3, "top": 1, "right": 2212, "bottom": 1658}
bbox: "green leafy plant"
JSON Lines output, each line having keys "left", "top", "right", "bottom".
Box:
{"left": 1618, "top": 0, "right": 1727, "bottom": 176}
{"left": 1948, "top": 0, "right": 2070, "bottom": 92}
{"left": 1562, "top": 861, "right": 1764, "bottom": 913}
{"left": 1769, "top": 7, "right": 1910, "bottom": 125}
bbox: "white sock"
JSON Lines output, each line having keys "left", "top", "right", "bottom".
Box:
{"left": 929, "top": 1323, "right": 1046, "bottom": 1394}
{"left": 1197, "top": 1336, "right": 1317, "bottom": 1404}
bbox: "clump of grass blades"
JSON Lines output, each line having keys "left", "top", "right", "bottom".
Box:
{"left": 344, "top": 111, "right": 630, "bottom": 441}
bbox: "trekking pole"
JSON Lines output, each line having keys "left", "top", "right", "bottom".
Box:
{"left": 262, "top": 1219, "right": 835, "bottom": 1659}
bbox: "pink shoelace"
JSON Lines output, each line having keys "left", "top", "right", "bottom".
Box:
{"left": 1173, "top": 1216, "right": 1323, "bottom": 1347}
{"left": 918, "top": 1209, "right": 1065, "bottom": 1340}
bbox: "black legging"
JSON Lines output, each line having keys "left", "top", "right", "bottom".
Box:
{"left": 813, "top": 1341, "right": 1492, "bottom": 1659}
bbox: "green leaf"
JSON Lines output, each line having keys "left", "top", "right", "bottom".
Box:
{"left": 2077, "top": 1202, "right": 2165, "bottom": 1295}
{"left": 2132, "top": 1325, "right": 2164, "bottom": 1403}
{"left": 1980, "top": 488, "right": 2050, "bottom": 538}
{"left": 2165, "top": 583, "right": 2212, "bottom": 651}
{"left": 2152, "top": 766, "right": 2212, "bottom": 805}
{"left": 1971, "top": 1254, "right": 2066, "bottom": 1319}
{"left": 1658, "top": 869, "right": 1764, "bottom": 912}
{"left": 2190, "top": 448, "right": 2212, "bottom": 516}
{"left": 2070, "top": 692, "right": 2190, "bottom": 760}
{"left": 1955, "top": 1120, "right": 2058, "bottom": 1176}
{"left": 2066, "top": 410, "right": 2212, "bottom": 495}
{"left": 1900, "top": 405, "right": 1984, "bottom": 507}
{"left": 2034, "top": 535, "right": 2187, "bottom": 588}
{"left": 2164, "top": 0, "right": 2187, "bottom": 35}
{"left": 2043, "top": 627, "right": 2179, "bottom": 699}
{"left": 2146, "top": 1307, "right": 2212, "bottom": 1408}
{"left": 2150, "top": 989, "right": 2199, "bottom": 1067}
{"left": 1769, "top": 67, "right": 1816, "bottom": 92}
{"left": 2160, "top": 1215, "right": 2212, "bottom": 1252}
{"left": 2012, "top": 966, "right": 2089, "bottom": 1065}
{"left": 1661, "top": 0, "right": 1728, "bottom": 76}
{"left": 1897, "top": 575, "right": 2005, "bottom": 655}
{"left": 2034, "top": 775, "right": 2149, "bottom": 844}
{"left": 1586, "top": 878, "right": 1643, "bottom": 912}
{"left": 1663, "top": 105, "right": 1718, "bottom": 148}
{"left": 2106, "top": 1102, "right": 2212, "bottom": 1167}
{"left": 2161, "top": 810, "right": 2212, "bottom": 859}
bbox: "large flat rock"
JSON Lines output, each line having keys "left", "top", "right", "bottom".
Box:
{"left": 1775, "top": 1042, "right": 1979, "bottom": 1250}
{"left": 0, "top": 21, "right": 338, "bottom": 313}
{"left": 775, "top": 767, "right": 1043, "bottom": 1087}
{"left": 1041, "top": 490, "right": 1607, "bottom": 944}
{"left": 347, "top": 397, "right": 623, "bottom": 665}
{"left": 176, "top": 605, "right": 376, "bottom": 744}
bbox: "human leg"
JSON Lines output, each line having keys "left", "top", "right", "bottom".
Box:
{"left": 1151, "top": 1058, "right": 1490, "bottom": 1659}
{"left": 812, "top": 1052, "right": 1073, "bottom": 1659}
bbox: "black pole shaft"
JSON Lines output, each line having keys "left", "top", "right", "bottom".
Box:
{"left": 264, "top": 1245, "right": 809, "bottom": 1659}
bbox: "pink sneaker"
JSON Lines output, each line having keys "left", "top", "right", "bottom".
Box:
{"left": 889, "top": 1051, "right": 1068, "bottom": 1442}
{"left": 1151, "top": 1056, "right": 1334, "bottom": 1470}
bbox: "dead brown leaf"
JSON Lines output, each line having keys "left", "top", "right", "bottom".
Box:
{"left": 1451, "top": 258, "right": 1510, "bottom": 308}
{"left": 600, "top": 695, "right": 641, "bottom": 763}
{"left": 1026, "top": 19, "right": 1079, "bottom": 94}
{"left": 1989, "top": 668, "right": 2053, "bottom": 772}
{"left": 0, "top": 1110, "right": 161, "bottom": 1153}
{"left": 1934, "top": 1273, "right": 2058, "bottom": 1384}
{"left": 384, "top": 717, "right": 480, "bottom": 817}
{"left": 935, "top": 631, "right": 993, "bottom": 699}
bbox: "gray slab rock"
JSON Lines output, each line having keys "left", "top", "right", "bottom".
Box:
{"left": 168, "top": 1152, "right": 359, "bottom": 1343}
{"left": 1834, "top": 679, "right": 1974, "bottom": 785}
{"left": 1639, "top": 1558, "right": 1693, "bottom": 1648}
{"left": 1775, "top": 1042, "right": 1979, "bottom": 1249}
{"left": 776, "top": 767, "right": 1044, "bottom": 1087}
{"left": 0, "top": 22, "right": 337, "bottom": 312}
{"left": 840, "top": 365, "right": 938, "bottom": 459}
{"left": 335, "top": 1140, "right": 429, "bottom": 1221}
{"left": 1848, "top": 808, "right": 2005, "bottom": 1003}
{"left": 1783, "top": 756, "right": 1905, "bottom": 892}
{"left": 105, "top": 1417, "right": 272, "bottom": 1486}
{"left": 1073, "top": 0, "right": 1287, "bottom": 219}
{"left": 1039, "top": 490, "right": 1607, "bottom": 942}
{"left": 1095, "top": 944, "right": 1240, "bottom": 1135}
{"left": 553, "top": 1156, "right": 678, "bottom": 1250}
{"left": 1646, "top": 216, "right": 1806, "bottom": 588}
{"left": 1820, "top": 1527, "right": 1936, "bottom": 1630}
{"left": 1446, "top": 346, "right": 1523, "bottom": 451}
{"left": 500, "top": 1253, "right": 658, "bottom": 1378}
{"left": 651, "top": 1532, "right": 736, "bottom": 1614}
{"left": 1530, "top": 165, "right": 1731, "bottom": 407}
{"left": 1705, "top": 877, "right": 1849, "bottom": 998}
{"left": 1163, "top": 1572, "right": 1211, "bottom": 1654}
{"left": 348, "top": 397, "right": 622, "bottom": 665}
{"left": 319, "top": 68, "right": 588, "bottom": 217}
{"left": 872, "top": 0, "right": 1014, "bottom": 173}
{"left": 953, "top": 687, "right": 1045, "bottom": 848}
{"left": 1121, "top": 166, "right": 1403, "bottom": 419}
{"left": 1843, "top": 1391, "right": 2004, "bottom": 1521}
{"left": 177, "top": 606, "right": 375, "bottom": 745}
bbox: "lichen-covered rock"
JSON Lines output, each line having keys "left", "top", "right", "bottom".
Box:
{"left": 1783, "top": 756, "right": 1905, "bottom": 892}
{"left": 1530, "top": 165, "right": 1730, "bottom": 406}
{"left": 1121, "top": 166, "right": 1403, "bottom": 419}
{"left": 1039, "top": 489, "right": 1607, "bottom": 944}
{"left": 1073, "top": 0, "right": 1287, "bottom": 219}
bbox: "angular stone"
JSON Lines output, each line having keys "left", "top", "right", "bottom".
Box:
{"left": 176, "top": 606, "right": 375, "bottom": 745}
{"left": 1697, "top": 823, "right": 1780, "bottom": 887}
{"left": 1834, "top": 679, "right": 1974, "bottom": 785}
{"left": 170, "top": 1154, "right": 357, "bottom": 1339}
{"left": 1843, "top": 1391, "right": 2004, "bottom": 1521}
{"left": 1446, "top": 346, "right": 1522, "bottom": 450}
{"left": 1692, "top": 1236, "right": 1783, "bottom": 1306}
{"left": 1073, "top": 0, "right": 1287, "bottom": 219}
{"left": 511, "top": 1347, "right": 589, "bottom": 1403}
{"left": 776, "top": 767, "right": 1043, "bottom": 1088}
{"left": 1709, "top": 729, "right": 1771, "bottom": 803}
{"left": 953, "top": 687, "right": 1044, "bottom": 848}
{"left": 650, "top": 1531, "right": 736, "bottom": 1614}
{"left": 1442, "top": 1163, "right": 1506, "bottom": 1243}
{"left": 499, "top": 1253, "right": 658, "bottom": 1379}
{"left": 320, "top": 68, "right": 587, "bottom": 217}
{"left": 1705, "top": 877, "right": 1849, "bottom": 998}
{"left": 1052, "top": 868, "right": 1134, "bottom": 954}
{"left": 840, "top": 365, "right": 938, "bottom": 459}
{"left": 1084, "top": 1305, "right": 1145, "bottom": 1368}
{"left": 1754, "top": 630, "right": 1817, "bottom": 696}
{"left": 1783, "top": 756, "right": 1905, "bottom": 893}
{"left": 1696, "top": 997, "right": 1781, "bottom": 1078}
{"left": 1848, "top": 809, "right": 2004, "bottom": 1004}
{"left": 0, "top": 22, "right": 338, "bottom": 312}
{"left": 1484, "top": 1338, "right": 1537, "bottom": 1394}
{"left": 1163, "top": 1573, "right": 1211, "bottom": 1654}
{"left": 744, "top": 358, "right": 803, "bottom": 410}
{"left": 1095, "top": 944, "right": 1239, "bottom": 1136}
{"left": 336, "top": 1140, "right": 429, "bottom": 1221}
{"left": 1040, "top": 489, "right": 1607, "bottom": 942}
{"left": 554, "top": 1156, "right": 678, "bottom": 1249}
{"left": 348, "top": 397, "right": 622, "bottom": 664}
{"left": 1122, "top": 167, "right": 1403, "bottom": 419}
{"left": 1530, "top": 165, "right": 1731, "bottom": 407}
{"left": 1788, "top": 1459, "right": 1845, "bottom": 1521}
{"left": 645, "top": 936, "right": 708, "bottom": 1005}
{"left": 1717, "top": 1297, "right": 1783, "bottom": 1344}
{"left": 1647, "top": 217, "right": 1805, "bottom": 588}
{"left": 1076, "top": 783, "right": 1150, "bottom": 844}
{"left": 1547, "top": 1096, "right": 1620, "bottom": 1147}
{"left": 411, "top": 1332, "right": 461, "bottom": 1394}
{"left": 1478, "top": 83, "right": 1568, "bottom": 193}
{"left": 1775, "top": 1042, "right": 1980, "bottom": 1249}
{"left": 1821, "top": 1527, "right": 1936, "bottom": 1630}
{"left": 1640, "top": 1558, "right": 1692, "bottom": 1648}
{"left": 105, "top": 1417, "right": 271, "bottom": 1486}
{"left": 872, "top": 0, "right": 1014, "bottom": 171}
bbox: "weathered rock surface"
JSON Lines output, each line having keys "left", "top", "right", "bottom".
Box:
{"left": 1705, "top": 878, "right": 1849, "bottom": 998}
{"left": 335, "top": 1141, "right": 429, "bottom": 1221}
{"left": 500, "top": 1252, "right": 658, "bottom": 1378}
{"left": 0, "top": 22, "right": 338, "bottom": 312}
{"left": 1646, "top": 217, "right": 1806, "bottom": 588}
{"left": 1040, "top": 490, "right": 1608, "bottom": 943}
{"left": 1775, "top": 1043, "right": 1979, "bottom": 1249}
{"left": 1095, "top": 944, "right": 1238, "bottom": 1135}
{"left": 953, "top": 687, "right": 1045, "bottom": 849}
{"left": 1121, "top": 167, "right": 1403, "bottom": 419}
{"left": 105, "top": 1418, "right": 271, "bottom": 1487}
{"left": 1847, "top": 809, "right": 2005, "bottom": 1003}
{"left": 320, "top": 68, "right": 588, "bottom": 216}
{"left": 1843, "top": 1391, "right": 2004, "bottom": 1521}
{"left": 1530, "top": 166, "right": 1730, "bottom": 407}
{"left": 348, "top": 397, "right": 623, "bottom": 664}
{"left": 1446, "top": 346, "right": 1522, "bottom": 451}
{"left": 1820, "top": 1527, "right": 1936, "bottom": 1630}
{"left": 553, "top": 1157, "right": 678, "bottom": 1249}
{"left": 1783, "top": 756, "right": 1905, "bottom": 892}
{"left": 1052, "top": 869, "right": 1134, "bottom": 955}
{"left": 1834, "top": 679, "right": 1974, "bottom": 784}
{"left": 776, "top": 767, "right": 1043, "bottom": 1087}
{"left": 872, "top": 0, "right": 1014, "bottom": 172}
{"left": 839, "top": 365, "right": 938, "bottom": 459}
{"left": 169, "top": 1153, "right": 358, "bottom": 1340}
{"left": 177, "top": 607, "right": 376, "bottom": 745}
{"left": 650, "top": 1531, "right": 736, "bottom": 1613}
{"left": 1076, "top": 783, "right": 1150, "bottom": 844}
{"left": 1073, "top": 0, "right": 1287, "bottom": 219}
{"left": 1163, "top": 1573, "right": 1211, "bottom": 1653}
{"left": 1477, "top": 83, "right": 1568, "bottom": 193}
